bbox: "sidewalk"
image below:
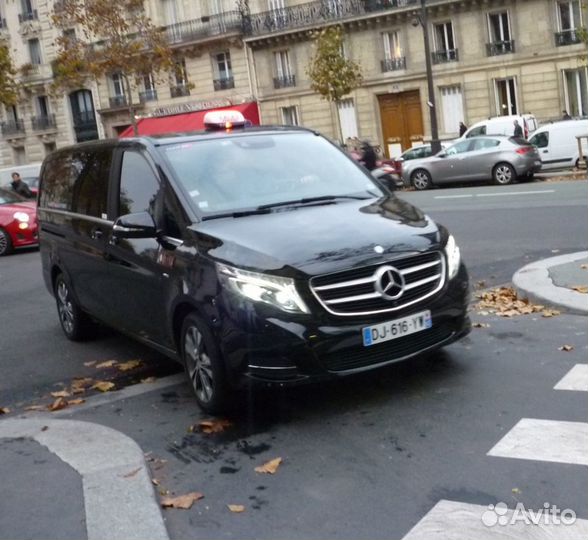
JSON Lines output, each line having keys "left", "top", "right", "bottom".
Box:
{"left": 513, "top": 251, "right": 588, "bottom": 315}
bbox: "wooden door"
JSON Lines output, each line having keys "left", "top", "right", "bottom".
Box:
{"left": 378, "top": 91, "right": 424, "bottom": 158}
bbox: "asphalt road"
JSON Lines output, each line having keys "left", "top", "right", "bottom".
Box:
{"left": 0, "top": 179, "right": 587, "bottom": 539}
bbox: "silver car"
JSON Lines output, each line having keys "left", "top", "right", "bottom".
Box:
{"left": 402, "top": 136, "right": 542, "bottom": 190}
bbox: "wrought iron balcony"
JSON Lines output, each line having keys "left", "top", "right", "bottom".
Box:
{"left": 18, "top": 9, "right": 38, "bottom": 23}
{"left": 273, "top": 75, "right": 296, "bottom": 89}
{"left": 108, "top": 95, "right": 128, "bottom": 108}
{"left": 555, "top": 29, "right": 583, "bottom": 46}
{"left": 213, "top": 77, "right": 235, "bottom": 91}
{"left": 381, "top": 56, "right": 406, "bottom": 72}
{"left": 139, "top": 89, "right": 158, "bottom": 103}
{"left": 32, "top": 114, "right": 57, "bottom": 131}
{"left": 170, "top": 84, "right": 190, "bottom": 98}
{"left": 72, "top": 111, "right": 97, "bottom": 127}
{"left": 243, "top": 0, "right": 419, "bottom": 36}
{"left": 431, "top": 48, "right": 458, "bottom": 64}
{"left": 1, "top": 119, "right": 26, "bottom": 136}
{"left": 164, "top": 11, "right": 241, "bottom": 44}
{"left": 486, "top": 40, "right": 515, "bottom": 56}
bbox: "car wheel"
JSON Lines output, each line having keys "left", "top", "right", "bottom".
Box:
{"left": 411, "top": 169, "right": 432, "bottom": 190}
{"left": 0, "top": 228, "right": 13, "bottom": 256}
{"left": 181, "top": 313, "right": 230, "bottom": 414}
{"left": 54, "top": 274, "right": 92, "bottom": 341}
{"left": 493, "top": 163, "right": 515, "bottom": 185}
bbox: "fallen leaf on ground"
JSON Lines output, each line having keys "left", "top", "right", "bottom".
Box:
{"left": 472, "top": 322, "right": 490, "bottom": 328}
{"left": 71, "top": 377, "right": 93, "bottom": 394}
{"left": 558, "top": 345, "right": 574, "bottom": 352}
{"left": 95, "top": 360, "right": 117, "bottom": 369}
{"left": 51, "top": 390, "right": 71, "bottom": 398}
{"left": 83, "top": 361, "right": 97, "bottom": 367}
{"left": 571, "top": 285, "right": 588, "bottom": 294}
{"left": 152, "top": 478, "right": 160, "bottom": 486}
{"left": 141, "top": 377, "right": 157, "bottom": 384}
{"left": 475, "top": 287, "right": 546, "bottom": 317}
{"left": 117, "top": 360, "right": 142, "bottom": 371}
{"left": 41, "top": 426, "right": 49, "bottom": 431}
{"left": 542, "top": 309, "right": 561, "bottom": 318}
{"left": 0, "top": 407, "right": 10, "bottom": 415}
{"left": 192, "top": 419, "right": 233, "bottom": 434}
{"left": 123, "top": 467, "right": 142, "bottom": 478}
{"left": 92, "top": 381, "right": 115, "bottom": 392}
{"left": 24, "top": 405, "right": 45, "bottom": 411}
{"left": 67, "top": 398, "right": 85, "bottom": 406}
{"left": 48, "top": 397, "right": 69, "bottom": 412}
{"left": 255, "top": 457, "right": 282, "bottom": 474}
{"left": 161, "top": 492, "right": 204, "bottom": 509}
{"left": 475, "top": 280, "right": 486, "bottom": 289}
{"left": 581, "top": 264, "right": 588, "bottom": 270}
{"left": 227, "top": 504, "right": 245, "bottom": 513}
{"left": 512, "top": 488, "right": 521, "bottom": 494}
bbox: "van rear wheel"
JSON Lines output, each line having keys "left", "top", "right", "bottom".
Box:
{"left": 54, "top": 274, "right": 93, "bottom": 341}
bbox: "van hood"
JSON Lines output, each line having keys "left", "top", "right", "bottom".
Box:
{"left": 190, "top": 196, "right": 443, "bottom": 277}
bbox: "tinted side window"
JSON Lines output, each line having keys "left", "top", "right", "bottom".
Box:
{"left": 530, "top": 132, "right": 549, "bottom": 148}
{"left": 447, "top": 140, "right": 472, "bottom": 155}
{"left": 472, "top": 139, "right": 501, "bottom": 150}
{"left": 71, "top": 149, "right": 112, "bottom": 218}
{"left": 466, "top": 125, "right": 486, "bottom": 138}
{"left": 118, "top": 151, "right": 160, "bottom": 216}
{"left": 39, "top": 153, "right": 74, "bottom": 211}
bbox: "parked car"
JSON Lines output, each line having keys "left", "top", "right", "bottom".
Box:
{"left": 402, "top": 135, "right": 542, "bottom": 190}
{"left": 0, "top": 187, "right": 39, "bottom": 256}
{"left": 460, "top": 114, "right": 538, "bottom": 140}
{"left": 388, "top": 143, "right": 448, "bottom": 175}
{"left": 528, "top": 119, "right": 588, "bottom": 171}
{"left": 38, "top": 111, "right": 470, "bottom": 413}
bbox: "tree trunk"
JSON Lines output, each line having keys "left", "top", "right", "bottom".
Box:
{"left": 123, "top": 74, "right": 138, "bottom": 136}
{"left": 334, "top": 100, "right": 344, "bottom": 147}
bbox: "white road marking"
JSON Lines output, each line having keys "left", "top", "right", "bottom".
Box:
{"left": 487, "top": 418, "right": 588, "bottom": 466}
{"left": 475, "top": 190, "right": 555, "bottom": 197}
{"left": 434, "top": 194, "right": 473, "bottom": 199}
{"left": 402, "top": 499, "right": 588, "bottom": 540}
{"left": 554, "top": 364, "right": 588, "bottom": 392}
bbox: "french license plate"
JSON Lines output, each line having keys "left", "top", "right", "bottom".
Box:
{"left": 362, "top": 310, "right": 432, "bottom": 347}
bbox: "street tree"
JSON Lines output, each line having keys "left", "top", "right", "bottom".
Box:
{"left": 0, "top": 44, "right": 20, "bottom": 107}
{"left": 306, "top": 25, "right": 363, "bottom": 144}
{"left": 51, "top": 0, "right": 174, "bottom": 135}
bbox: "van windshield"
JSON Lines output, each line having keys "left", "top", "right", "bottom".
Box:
{"left": 162, "top": 132, "right": 382, "bottom": 216}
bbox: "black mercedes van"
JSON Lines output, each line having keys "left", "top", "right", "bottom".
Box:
{"left": 38, "top": 115, "right": 470, "bottom": 412}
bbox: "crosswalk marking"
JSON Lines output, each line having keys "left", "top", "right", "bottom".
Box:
{"left": 402, "top": 499, "right": 588, "bottom": 540}
{"left": 487, "top": 418, "right": 588, "bottom": 466}
{"left": 555, "top": 364, "right": 588, "bottom": 392}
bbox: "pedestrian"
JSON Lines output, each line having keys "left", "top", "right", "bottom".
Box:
{"left": 562, "top": 110, "right": 572, "bottom": 120}
{"left": 513, "top": 120, "right": 523, "bottom": 138}
{"left": 360, "top": 141, "right": 377, "bottom": 171}
{"left": 10, "top": 172, "right": 34, "bottom": 198}
{"left": 459, "top": 121, "right": 468, "bottom": 136}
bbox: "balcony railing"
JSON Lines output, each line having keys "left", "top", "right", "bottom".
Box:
{"left": 139, "top": 89, "right": 158, "bottom": 103}
{"left": 381, "top": 56, "right": 406, "bottom": 72}
{"left": 213, "top": 77, "right": 235, "bottom": 91}
{"left": 431, "top": 49, "right": 459, "bottom": 64}
{"left": 18, "top": 9, "right": 38, "bottom": 23}
{"left": 1, "top": 119, "right": 26, "bottom": 136}
{"left": 170, "top": 84, "right": 190, "bottom": 98}
{"left": 555, "top": 29, "right": 583, "bottom": 46}
{"left": 164, "top": 10, "right": 242, "bottom": 44}
{"left": 109, "top": 95, "right": 128, "bottom": 108}
{"left": 273, "top": 74, "right": 296, "bottom": 89}
{"left": 243, "top": 0, "right": 419, "bottom": 36}
{"left": 486, "top": 40, "right": 515, "bottom": 56}
{"left": 72, "top": 111, "right": 97, "bottom": 127}
{"left": 32, "top": 114, "right": 57, "bottom": 131}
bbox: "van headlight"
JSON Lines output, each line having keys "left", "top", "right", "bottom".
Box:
{"left": 444, "top": 234, "right": 461, "bottom": 279}
{"left": 217, "top": 263, "right": 310, "bottom": 314}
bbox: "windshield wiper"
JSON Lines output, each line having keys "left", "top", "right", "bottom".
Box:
{"left": 257, "top": 194, "right": 371, "bottom": 210}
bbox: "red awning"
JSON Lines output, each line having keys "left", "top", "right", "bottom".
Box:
{"left": 119, "top": 102, "right": 260, "bottom": 137}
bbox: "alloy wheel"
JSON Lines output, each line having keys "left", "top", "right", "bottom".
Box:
{"left": 0, "top": 229, "right": 8, "bottom": 256}
{"left": 184, "top": 325, "right": 214, "bottom": 404}
{"left": 494, "top": 165, "right": 513, "bottom": 184}
{"left": 56, "top": 280, "right": 75, "bottom": 335}
{"left": 412, "top": 171, "right": 431, "bottom": 190}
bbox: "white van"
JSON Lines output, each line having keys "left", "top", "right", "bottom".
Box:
{"left": 461, "top": 114, "right": 538, "bottom": 140}
{"left": 528, "top": 119, "right": 588, "bottom": 171}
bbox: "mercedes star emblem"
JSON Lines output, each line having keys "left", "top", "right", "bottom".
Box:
{"left": 374, "top": 265, "right": 405, "bottom": 300}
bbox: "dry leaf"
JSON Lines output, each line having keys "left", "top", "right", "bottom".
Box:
{"left": 227, "top": 504, "right": 245, "bottom": 513}
{"left": 152, "top": 478, "right": 160, "bottom": 486}
{"left": 123, "top": 467, "right": 142, "bottom": 478}
{"left": 141, "top": 376, "right": 157, "bottom": 384}
{"left": 475, "top": 287, "right": 546, "bottom": 317}
{"left": 558, "top": 345, "right": 574, "bottom": 352}
{"left": 581, "top": 264, "right": 588, "bottom": 270}
{"left": 475, "top": 280, "right": 486, "bottom": 289}
{"left": 41, "top": 426, "right": 49, "bottom": 432}
{"left": 83, "top": 361, "right": 97, "bottom": 367}
{"left": 542, "top": 309, "right": 561, "bottom": 318}
{"left": 472, "top": 322, "right": 490, "bottom": 328}
{"left": 71, "top": 377, "right": 93, "bottom": 394}
{"left": 512, "top": 488, "right": 521, "bottom": 494}
{"left": 48, "top": 397, "right": 69, "bottom": 412}
{"left": 571, "top": 285, "right": 588, "bottom": 294}
{"left": 95, "top": 360, "right": 117, "bottom": 369}
{"left": 24, "top": 405, "right": 45, "bottom": 411}
{"left": 51, "top": 390, "right": 71, "bottom": 398}
{"left": 117, "top": 360, "right": 142, "bottom": 371}
{"left": 92, "top": 381, "right": 115, "bottom": 392}
{"left": 161, "top": 492, "right": 204, "bottom": 510}
{"left": 0, "top": 407, "right": 10, "bottom": 415}
{"left": 67, "top": 398, "right": 85, "bottom": 406}
{"left": 255, "top": 457, "right": 282, "bottom": 474}
{"left": 194, "top": 419, "right": 233, "bottom": 434}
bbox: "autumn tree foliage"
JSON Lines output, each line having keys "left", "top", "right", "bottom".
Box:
{"left": 51, "top": 0, "right": 174, "bottom": 135}
{"left": 306, "top": 25, "right": 362, "bottom": 142}
{"left": 0, "top": 44, "right": 20, "bottom": 107}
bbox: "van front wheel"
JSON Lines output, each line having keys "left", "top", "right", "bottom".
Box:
{"left": 54, "top": 274, "right": 92, "bottom": 341}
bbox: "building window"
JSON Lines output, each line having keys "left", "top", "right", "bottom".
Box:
{"left": 140, "top": 73, "right": 157, "bottom": 102}
{"left": 440, "top": 86, "right": 464, "bottom": 135}
{"left": 32, "top": 95, "right": 55, "bottom": 131}
{"left": 556, "top": 1, "right": 583, "bottom": 45}
{"left": 495, "top": 78, "right": 518, "bottom": 115}
{"left": 281, "top": 106, "right": 299, "bottom": 126}
{"left": 274, "top": 50, "right": 295, "bottom": 88}
{"left": 381, "top": 31, "right": 406, "bottom": 71}
{"left": 337, "top": 99, "right": 358, "bottom": 142}
{"left": 13, "top": 146, "right": 26, "bottom": 165}
{"left": 487, "top": 12, "right": 514, "bottom": 55}
{"left": 44, "top": 142, "right": 56, "bottom": 156}
{"left": 213, "top": 51, "right": 234, "bottom": 90}
{"left": 171, "top": 59, "right": 190, "bottom": 97}
{"left": 28, "top": 38, "right": 42, "bottom": 65}
{"left": 563, "top": 68, "right": 588, "bottom": 117}
{"left": 432, "top": 22, "right": 458, "bottom": 63}
{"left": 19, "top": 0, "right": 37, "bottom": 22}
{"left": 109, "top": 73, "right": 127, "bottom": 107}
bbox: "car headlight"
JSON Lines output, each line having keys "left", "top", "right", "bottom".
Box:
{"left": 444, "top": 234, "right": 461, "bottom": 279}
{"left": 13, "top": 211, "right": 30, "bottom": 222}
{"left": 217, "top": 263, "right": 309, "bottom": 314}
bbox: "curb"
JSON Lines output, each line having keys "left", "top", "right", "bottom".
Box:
{"left": 0, "top": 417, "right": 169, "bottom": 540}
{"left": 513, "top": 251, "right": 588, "bottom": 315}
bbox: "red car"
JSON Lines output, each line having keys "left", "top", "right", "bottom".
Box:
{"left": 0, "top": 187, "right": 39, "bottom": 256}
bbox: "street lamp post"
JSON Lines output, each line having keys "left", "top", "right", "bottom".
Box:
{"left": 416, "top": 0, "right": 442, "bottom": 154}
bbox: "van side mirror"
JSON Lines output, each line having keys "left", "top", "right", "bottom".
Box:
{"left": 112, "top": 211, "right": 157, "bottom": 239}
